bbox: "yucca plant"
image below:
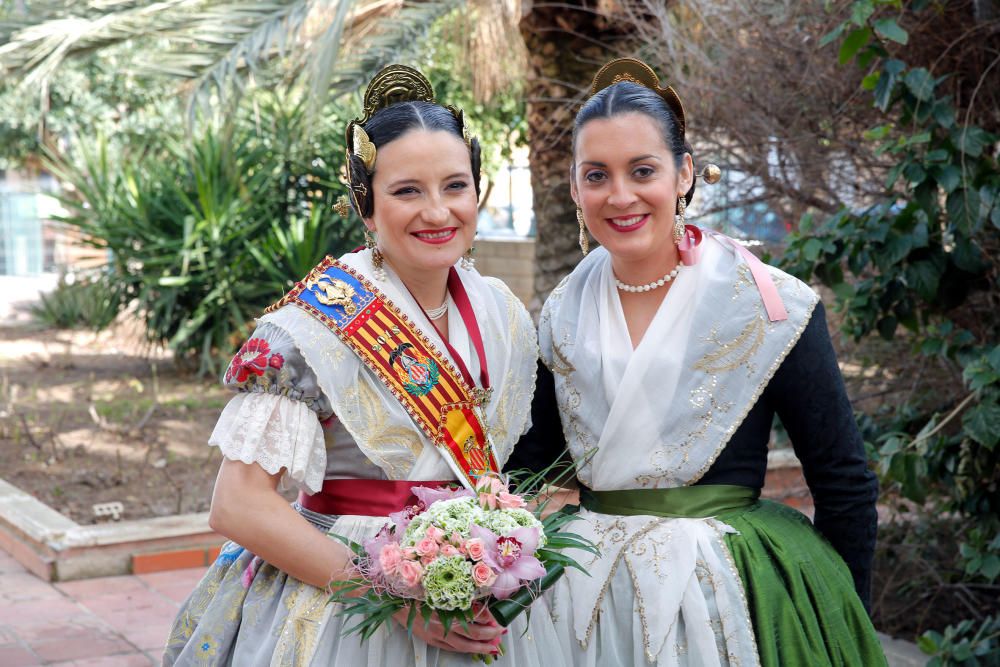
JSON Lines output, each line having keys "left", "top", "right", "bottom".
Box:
{"left": 47, "top": 91, "right": 360, "bottom": 375}
{"left": 30, "top": 274, "right": 123, "bottom": 331}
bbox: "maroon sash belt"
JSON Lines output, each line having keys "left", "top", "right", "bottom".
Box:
{"left": 297, "top": 478, "right": 456, "bottom": 517}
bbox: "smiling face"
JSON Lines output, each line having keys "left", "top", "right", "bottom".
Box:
{"left": 365, "top": 129, "right": 478, "bottom": 282}
{"left": 572, "top": 112, "right": 693, "bottom": 278}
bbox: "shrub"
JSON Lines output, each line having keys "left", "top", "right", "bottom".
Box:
{"left": 47, "top": 92, "right": 362, "bottom": 375}
{"left": 30, "top": 274, "right": 122, "bottom": 331}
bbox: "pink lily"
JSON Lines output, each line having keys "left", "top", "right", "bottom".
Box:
{"left": 411, "top": 485, "right": 474, "bottom": 506}
{"left": 470, "top": 524, "right": 545, "bottom": 599}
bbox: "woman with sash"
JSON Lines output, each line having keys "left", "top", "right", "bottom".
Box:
{"left": 163, "top": 64, "right": 563, "bottom": 665}
{"left": 506, "top": 58, "right": 886, "bottom": 665}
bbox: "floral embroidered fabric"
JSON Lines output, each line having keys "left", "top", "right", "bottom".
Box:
{"left": 221, "top": 322, "right": 334, "bottom": 419}
{"left": 211, "top": 322, "right": 333, "bottom": 492}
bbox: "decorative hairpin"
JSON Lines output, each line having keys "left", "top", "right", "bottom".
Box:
{"left": 351, "top": 125, "right": 377, "bottom": 173}
{"left": 333, "top": 195, "right": 351, "bottom": 217}
{"left": 589, "top": 58, "right": 722, "bottom": 185}
{"left": 344, "top": 64, "right": 472, "bottom": 176}
{"left": 701, "top": 164, "right": 722, "bottom": 184}
{"left": 589, "top": 57, "right": 686, "bottom": 139}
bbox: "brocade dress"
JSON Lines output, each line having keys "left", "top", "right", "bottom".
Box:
{"left": 506, "top": 233, "right": 887, "bottom": 666}
{"left": 162, "top": 249, "right": 567, "bottom": 666}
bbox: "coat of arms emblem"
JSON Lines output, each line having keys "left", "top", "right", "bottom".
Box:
{"left": 389, "top": 343, "right": 439, "bottom": 396}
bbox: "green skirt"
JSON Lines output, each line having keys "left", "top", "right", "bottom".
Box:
{"left": 582, "top": 486, "right": 886, "bottom": 666}
{"left": 718, "top": 500, "right": 886, "bottom": 666}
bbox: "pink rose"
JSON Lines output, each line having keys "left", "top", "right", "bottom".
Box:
{"left": 449, "top": 531, "right": 464, "bottom": 545}
{"left": 464, "top": 538, "right": 486, "bottom": 561}
{"left": 497, "top": 491, "right": 526, "bottom": 510}
{"left": 397, "top": 560, "right": 423, "bottom": 588}
{"left": 421, "top": 553, "right": 437, "bottom": 566}
{"left": 415, "top": 537, "right": 440, "bottom": 558}
{"left": 476, "top": 477, "right": 505, "bottom": 510}
{"left": 425, "top": 525, "right": 446, "bottom": 542}
{"left": 402, "top": 546, "right": 419, "bottom": 560}
{"left": 476, "top": 477, "right": 504, "bottom": 495}
{"left": 472, "top": 561, "right": 497, "bottom": 587}
{"left": 440, "top": 544, "right": 460, "bottom": 557}
{"left": 378, "top": 543, "right": 404, "bottom": 576}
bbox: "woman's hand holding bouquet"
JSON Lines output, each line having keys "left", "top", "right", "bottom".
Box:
{"left": 329, "top": 475, "right": 594, "bottom": 661}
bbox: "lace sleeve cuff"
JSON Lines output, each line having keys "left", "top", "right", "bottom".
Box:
{"left": 209, "top": 392, "right": 327, "bottom": 494}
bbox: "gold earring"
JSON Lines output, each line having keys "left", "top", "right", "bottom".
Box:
{"left": 674, "top": 196, "right": 687, "bottom": 244}
{"left": 334, "top": 195, "right": 350, "bottom": 217}
{"left": 365, "top": 229, "right": 387, "bottom": 281}
{"left": 577, "top": 207, "right": 589, "bottom": 256}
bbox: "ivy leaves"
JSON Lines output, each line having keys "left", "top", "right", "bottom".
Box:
{"left": 786, "top": 6, "right": 999, "bottom": 657}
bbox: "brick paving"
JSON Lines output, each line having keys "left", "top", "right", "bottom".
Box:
{"left": 0, "top": 548, "right": 205, "bottom": 666}
{"left": 1, "top": 465, "right": 922, "bottom": 665}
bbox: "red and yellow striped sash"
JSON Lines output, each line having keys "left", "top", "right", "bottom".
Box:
{"left": 267, "top": 257, "right": 498, "bottom": 487}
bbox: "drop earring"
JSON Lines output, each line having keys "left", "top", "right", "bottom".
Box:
{"left": 461, "top": 246, "right": 476, "bottom": 271}
{"left": 365, "top": 228, "right": 387, "bottom": 281}
{"left": 673, "top": 196, "right": 687, "bottom": 245}
{"left": 577, "top": 207, "right": 589, "bottom": 256}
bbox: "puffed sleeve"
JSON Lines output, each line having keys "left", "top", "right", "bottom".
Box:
{"left": 766, "top": 302, "right": 879, "bottom": 610}
{"left": 209, "top": 321, "right": 333, "bottom": 494}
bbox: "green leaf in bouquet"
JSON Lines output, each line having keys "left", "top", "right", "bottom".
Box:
{"left": 327, "top": 533, "right": 367, "bottom": 558}
{"left": 420, "top": 602, "right": 434, "bottom": 629}
{"left": 536, "top": 548, "right": 591, "bottom": 574}
{"left": 439, "top": 610, "right": 454, "bottom": 638}
{"left": 456, "top": 611, "right": 472, "bottom": 636}
{"left": 541, "top": 507, "right": 582, "bottom": 532}
{"left": 541, "top": 531, "right": 599, "bottom": 556}
{"left": 406, "top": 603, "right": 418, "bottom": 637}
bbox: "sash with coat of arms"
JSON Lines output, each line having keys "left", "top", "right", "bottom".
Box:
{"left": 266, "top": 257, "right": 499, "bottom": 489}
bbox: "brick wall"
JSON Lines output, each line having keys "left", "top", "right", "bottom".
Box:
{"left": 474, "top": 238, "right": 535, "bottom": 308}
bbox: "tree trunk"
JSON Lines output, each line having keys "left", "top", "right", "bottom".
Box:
{"left": 519, "top": 1, "right": 627, "bottom": 314}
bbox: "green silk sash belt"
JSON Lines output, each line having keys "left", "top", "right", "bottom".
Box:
{"left": 579, "top": 484, "right": 759, "bottom": 518}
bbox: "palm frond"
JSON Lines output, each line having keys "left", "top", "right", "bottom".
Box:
{"left": 299, "top": 0, "right": 353, "bottom": 120}
{"left": 136, "top": 1, "right": 316, "bottom": 108}
{"left": 1, "top": 0, "right": 521, "bottom": 133}
{"left": 324, "top": 0, "right": 463, "bottom": 96}
{"left": 0, "top": 0, "right": 204, "bottom": 83}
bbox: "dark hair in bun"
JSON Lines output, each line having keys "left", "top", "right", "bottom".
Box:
{"left": 348, "top": 100, "right": 482, "bottom": 218}
{"left": 573, "top": 81, "right": 696, "bottom": 207}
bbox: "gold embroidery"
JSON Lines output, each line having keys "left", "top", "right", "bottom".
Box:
{"left": 355, "top": 379, "right": 423, "bottom": 477}
{"left": 579, "top": 518, "right": 660, "bottom": 648}
{"left": 711, "top": 521, "right": 761, "bottom": 665}
{"left": 686, "top": 294, "right": 818, "bottom": 486}
{"left": 694, "top": 316, "right": 767, "bottom": 375}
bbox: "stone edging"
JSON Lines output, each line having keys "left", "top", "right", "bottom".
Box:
{"left": 0, "top": 478, "right": 221, "bottom": 581}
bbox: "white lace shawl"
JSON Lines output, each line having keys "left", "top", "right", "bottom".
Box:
{"left": 211, "top": 249, "right": 537, "bottom": 492}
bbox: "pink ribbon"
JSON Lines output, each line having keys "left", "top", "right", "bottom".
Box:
{"left": 685, "top": 226, "right": 788, "bottom": 323}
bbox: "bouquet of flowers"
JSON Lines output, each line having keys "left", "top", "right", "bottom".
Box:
{"left": 329, "top": 475, "right": 594, "bottom": 653}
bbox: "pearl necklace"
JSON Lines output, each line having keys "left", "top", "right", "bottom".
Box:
{"left": 615, "top": 265, "right": 681, "bottom": 293}
{"left": 425, "top": 297, "right": 450, "bottom": 320}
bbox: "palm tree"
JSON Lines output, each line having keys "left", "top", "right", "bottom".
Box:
{"left": 518, "top": 1, "right": 628, "bottom": 310}
{"left": 0, "top": 1, "right": 479, "bottom": 118}
{"left": 0, "top": 0, "right": 620, "bottom": 306}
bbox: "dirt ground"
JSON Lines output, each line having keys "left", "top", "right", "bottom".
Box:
{"left": 0, "top": 319, "right": 229, "bottom": 525}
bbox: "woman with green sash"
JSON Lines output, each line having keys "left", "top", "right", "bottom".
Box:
{"left": 507, "top": 58, "right": 886, "bottom": 666}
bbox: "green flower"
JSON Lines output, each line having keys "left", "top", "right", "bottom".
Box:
{"left": 422, "top": 555, "right": 476, "bottom": 611}
{"left": 474, "top": 508, "right": 546, "bottom": 546}
{"left": 403, "top": 498, "right": 484, "bottom": 545}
